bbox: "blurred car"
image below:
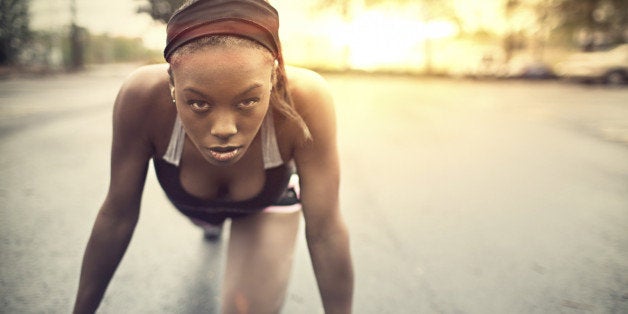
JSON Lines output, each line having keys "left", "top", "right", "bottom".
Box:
{"left": 555, "top": 44, "right": 628, "bottom": 85}
{"left": 507, "top": 61, "right": 557, "bottom": 80}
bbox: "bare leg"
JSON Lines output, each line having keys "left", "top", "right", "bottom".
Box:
{"left": 221, "top": 211, "right": 301, "bottom": 314}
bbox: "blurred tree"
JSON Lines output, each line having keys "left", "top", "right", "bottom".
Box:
{"left": 0, "top": 0, "right": 31, "bottom": 65}
{"left": 68, "top": 24, "right": 87, "bottom": 70}
{"left": 550, "top": 0, "right": 627, "bottom": 49}
{"left": 68, "top": 0, "right": 84, "bottom": 70}
{"left": 315, "top": 0, "right": 352, "bottom": 18}
{"left": 315, "top": 0, "right": 457, "bottom": 21}
{"left": 418, "top": 0, "right": 458, "bottom": 75}
{"left": 86, "top": 33, "right": 161, "bottom": 64}
{"left": 503, "top": 0, "right": 523, "bottom": 62}
{"left": 137, "top": 0, "right": 185, "bottom": 24}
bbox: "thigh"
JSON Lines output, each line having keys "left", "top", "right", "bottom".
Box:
{"left": 222, "top": 211, "right": 301, "bottom": 314}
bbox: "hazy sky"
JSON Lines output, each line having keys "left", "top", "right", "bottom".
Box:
{"left": 29, "top": 0, "right": 505, "bottom": 50}
{"left": 29, "top": 0, "right": 311, "bottom": 50}
{"left": 28, "top": 0, "right": 507, "bottom": 70}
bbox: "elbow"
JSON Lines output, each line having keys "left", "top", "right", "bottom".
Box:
{"left": 305, "top": 216, "right": 350, "bottom": 246}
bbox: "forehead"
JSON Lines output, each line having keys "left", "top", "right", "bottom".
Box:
{"left": 171, "top": 45, "right": 272, "bottom": 87}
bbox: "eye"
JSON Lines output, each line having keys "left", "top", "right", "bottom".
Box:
{"left": 236, "top": 98, "right": 260, "bottom": 110}
{"left": 188, "top": 100, "right": 211, "bottom": 112}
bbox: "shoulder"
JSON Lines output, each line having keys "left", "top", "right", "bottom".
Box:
{"left": 286, "top": 66, "right": 334, "bottom": 124}
{"left": 113, "top": 64, "right": 172, "bottom": 125}
{"left": 117, "top": 63, "right": 170, "bottom": 107}
{"left": 112, "top": 63, "right": 173, "bottom": 145}
{"left": 285, "top": 66, "right": 337, "bottom": 159}
{"left": 286, "top": 66, "right": 331, "bottom": 105}
{"left": 286, "top": 66, "right": 328, "bottom": 91}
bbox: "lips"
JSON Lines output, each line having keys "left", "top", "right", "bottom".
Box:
{"left": 208, "top": 146, "right": 241, "bottom": 162}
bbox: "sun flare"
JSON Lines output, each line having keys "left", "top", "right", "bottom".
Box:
{"left": 322, "top": 9, "right": 458, "bottom": 70}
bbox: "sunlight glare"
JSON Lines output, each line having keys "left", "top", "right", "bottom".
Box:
{"left": 325, "top": 9, "right": 458, "bottom": 70}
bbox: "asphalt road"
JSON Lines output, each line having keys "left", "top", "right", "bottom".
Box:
{"left": 1, "top": 65, "right": 627, "bottom": 313}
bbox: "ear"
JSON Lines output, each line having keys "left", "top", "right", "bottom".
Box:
{"left": 167, "top": 65, "right": 175, "bottom": 98}
{"left": 271, "top": 59, "right": 279, "bottom": 86}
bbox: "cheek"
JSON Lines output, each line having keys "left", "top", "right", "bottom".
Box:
{"left": 177, "top": 116, "right": 204, "bottom": 145}
{"left": 239, "top": 106, "right": 270, "bottom": 135}
{"left": 173, "top": 104, "right": 207, "bottom": 142}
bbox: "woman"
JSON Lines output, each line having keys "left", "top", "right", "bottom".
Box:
{"left": 72, "top": 0, "right": 353, "bottom": 313}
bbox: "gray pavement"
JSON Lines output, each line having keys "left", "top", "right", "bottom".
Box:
{"left": 1, "top": 65, "right": 628, "bottom": 313}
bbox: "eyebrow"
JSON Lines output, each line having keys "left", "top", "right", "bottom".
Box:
{"left": 182, "top": 83, "right": 263, "bottom": 100}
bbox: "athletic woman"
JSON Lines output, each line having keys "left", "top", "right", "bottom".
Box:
{"left": 72, "top": 0, "right": 353, "bottom": 313}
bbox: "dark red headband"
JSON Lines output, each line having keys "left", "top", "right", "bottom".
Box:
{"left": 164, "top": 0, "right": 280, "bottom": 62}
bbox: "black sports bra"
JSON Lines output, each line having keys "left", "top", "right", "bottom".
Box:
{"left": 153, "top": 158, "right": 292, "bottom": 224}
{"left": 153, "top": 111, "right": 293, "bottom": 224}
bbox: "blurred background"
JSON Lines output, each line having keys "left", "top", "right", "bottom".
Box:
{"left": 1, "top": 1, "right": 628, "bottom": 313}
{"left": 1, "top": 0, "right": 627, "bottom": 82}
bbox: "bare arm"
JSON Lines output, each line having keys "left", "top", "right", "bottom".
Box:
{"left": 73, "top": 68, "right": 156, "bottom": 313}
{"left": 292, "top": 69, "right": 353, "bottom": 313}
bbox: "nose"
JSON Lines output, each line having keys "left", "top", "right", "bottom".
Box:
{"left": 210, "top": 112, "right": 237, "bottom": 140}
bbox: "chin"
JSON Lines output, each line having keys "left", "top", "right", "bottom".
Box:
{"left": 206, "top": 157, "right": 240, "bottom": 167}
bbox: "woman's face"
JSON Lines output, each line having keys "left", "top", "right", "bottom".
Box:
{"left": 170, "top": 45, "right": 274, "bottom": 166}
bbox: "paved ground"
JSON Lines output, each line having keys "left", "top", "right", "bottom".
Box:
{"left": 1, "top": 65, "right": 627, "bottom": 313}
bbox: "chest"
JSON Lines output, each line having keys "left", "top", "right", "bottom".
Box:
{"left": 178, "top": 136, "right": 267, "bottom": 202}
{"left": 151, "top": 109, "right": 295, "bottom": 203}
